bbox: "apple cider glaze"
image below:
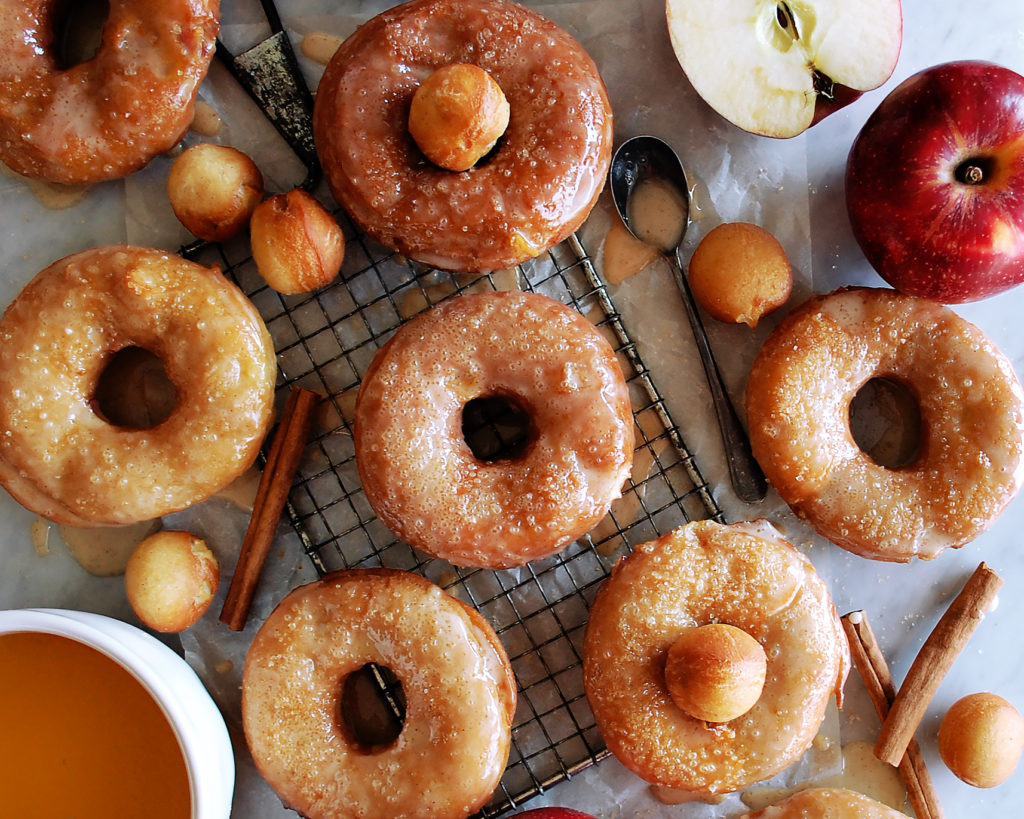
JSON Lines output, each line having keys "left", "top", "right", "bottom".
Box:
{"left": 602, "top": 219, "right": 661, "bottom": 284}
{"left": 739, "top": 787, "right": 907, "bottom": 818}
{"left": 0, "top": 246, "right": 276, "bottom": 526}
{"left": 0, "top": 0, "right": 220, "bottom": 184}
{"left": 313, "top": 0, "right": 613, "bottom": 272}
{"left": 746, "top": 287, "right": 1024, "bottom": 561}
{"left": 626, "top": 177, "right": 689, "bottom": 253}
{"left": 740, "top": 742, "right": 907, "bottom": 813}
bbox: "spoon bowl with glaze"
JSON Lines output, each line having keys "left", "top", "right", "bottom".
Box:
{"left": 609, "top": 135, "right": 767, "bottom": 503}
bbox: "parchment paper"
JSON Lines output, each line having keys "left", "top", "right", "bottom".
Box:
{"left": 0, "top": 1, "right": 870, "bottom": 816}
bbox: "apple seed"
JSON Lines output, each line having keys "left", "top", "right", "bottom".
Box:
{"left": 776, "top": 2, "right": 800, "bottom": 39}
{"left": 812, "top": 68, "right": 836, "bottom": 100}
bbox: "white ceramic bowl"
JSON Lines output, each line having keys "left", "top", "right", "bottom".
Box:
{"left": 0, "top": 607, "right": 234, "bottom": 818}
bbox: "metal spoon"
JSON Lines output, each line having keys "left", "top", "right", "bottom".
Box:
{"left": 609, "top": 135, "right": 767, "bottom": 503}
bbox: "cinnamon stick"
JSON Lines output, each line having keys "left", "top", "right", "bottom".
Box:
{"left": 842, "top": 610, "right": 943, "bottom": 819}
{"left": 874, "top": 561, "right": 1003, "bottom": 767}
{"left": 220, "top": 386, "right": 319, "bottom": 631}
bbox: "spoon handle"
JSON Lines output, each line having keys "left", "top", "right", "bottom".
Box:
{"left": 670, "top": 251, "right": 767, "bottom": 503}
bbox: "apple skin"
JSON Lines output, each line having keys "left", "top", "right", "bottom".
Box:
{"left": 810, "top": 83, "right": 865, "bottom": 128}
{"left": 845, "top": 60, "right": 1024, "bottom": 303}
{"left": 513, "top": 809, "right": 597, "bottom": 819}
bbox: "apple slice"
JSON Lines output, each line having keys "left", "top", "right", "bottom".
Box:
{"left": 665, "top": 0, "right": 903, "bottom": 137}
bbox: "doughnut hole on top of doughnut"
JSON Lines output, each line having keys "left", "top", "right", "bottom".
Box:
{"left": 664, "top": 623, "right": 767, "bottom": 724}
{"left": 938, "top": 692, "right": 1024, "bottom": 788}
{"left": 581, "top": 520, "right": 850, "bottom": 794}
{"left": 688, "top": 222, "right": 792, "bottom": 327}
{"left": 313, "top": 0, "right": 613, "bottom": 273}
{"left": 249, "top": 189, "right": 345, "bottom": 295}
{"left": 408, "top": 63, "right": 510, "bottom": 172}
{"left": 167, "top": 143, "right": 264, "bottom": 242}
{"left": 125, "top": 530, "right": 219, "bottom": 633}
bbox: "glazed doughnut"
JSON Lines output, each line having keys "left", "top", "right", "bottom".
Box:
{"left": 354, "top": 291, "right": 634, "bottom": 568}
{"left": 313, "top": 0, "right": 613, "bottom": 272}
{"left": 0, "top": 0, "right": 220, "bottom": 184}
{"left": 582, "top": 520, "right": 849, "bottom": 795}
{"left": 739, "top": 787, "right": 907, "bottom": 818}
{"left": 0, "top": 245, "right": 276, "bottom": 526}
{"left": 242, "top": 568, "right": 516, "bottom": 819}
{"left": 746, "top": 287, "right": 1024, "bottom": 562}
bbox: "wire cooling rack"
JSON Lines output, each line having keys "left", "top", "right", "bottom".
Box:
{"left": 188, "top": 215, "right": 722, "bottom": 814}
{"left": 205, "top": 3, "right": 721, "bottom": 812}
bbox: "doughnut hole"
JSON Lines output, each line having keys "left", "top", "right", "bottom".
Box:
{"left": 938, "top": 692, "right": 1024, "bottom": 788}
{"left": 688, "top": 222, "right": 793, "bottom": 327}
{"left": 848, "top": 377, "right": 922, "bottom": 468}
{"left": 250, "top": 188, "right": 345, "bottom": 294}
{"left": 338, "top": 664, "right": 406, "bottom": 752}
{"left": 167, "top": 143, "right": 264, "bottom": 242}
{"left": 408, "top": 64, "right": 511, "bottom": 172}
{"left": 664, "top": 623, "right": 767, "bottom": 723}
{"left": 461, "top": 393, "right": 535, "bottom": 461}
{"left": 125, "top": 531, "right": 219, "bottom": 633}
{"left": 93, "top": 346, "right": 177, "bottom": 429}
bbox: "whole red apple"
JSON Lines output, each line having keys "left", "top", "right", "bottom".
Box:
{"left": 845, "top": 60, "right": 1024, "bottom": 302}
{"left": 514, "top": 809, "right": 597, "bottom": 819}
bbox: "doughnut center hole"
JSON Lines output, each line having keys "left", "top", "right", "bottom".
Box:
{"left": 53, "top": 0, "right": 110, "bottom": 69}
{"left": 849, "top": 377, "right": 921, "bottom": 468}
{"left": 339, "top": 663, "right": 406, "bottom": 753}
{"left": 94, "top": 347, "right": 177, "bottom": 429}
{"left": 462, "top": 393, "right": 534, "bottom": 462}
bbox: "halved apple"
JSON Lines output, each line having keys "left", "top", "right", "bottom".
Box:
{"left": 665, "top": 0, "right": 903, "bottom": 138}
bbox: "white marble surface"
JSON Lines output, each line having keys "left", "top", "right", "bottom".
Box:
{"left": 1, "top": 0, "right": 1023, "bottom": 817}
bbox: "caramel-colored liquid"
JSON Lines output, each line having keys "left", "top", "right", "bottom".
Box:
{"left": 0, "top": 632, "right": 192, "bottom": 818}
{"left": 603, "top": 218, "right": 660, "bottom": 284}
{"left": 627, "top": 177, "right": 688, "bottom": 253}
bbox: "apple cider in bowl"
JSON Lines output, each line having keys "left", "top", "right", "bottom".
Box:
{"left": 0, "top": 631, "right": 192, "bottom": 818}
